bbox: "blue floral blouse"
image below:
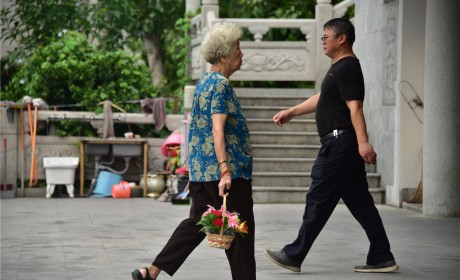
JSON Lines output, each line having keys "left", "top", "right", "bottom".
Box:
{"left": 188, "top": 71, "right": 252, "bottom": 182}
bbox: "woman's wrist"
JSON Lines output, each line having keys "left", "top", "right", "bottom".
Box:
{"left": 220, "top": 169, "right": 231, "bottom": 178}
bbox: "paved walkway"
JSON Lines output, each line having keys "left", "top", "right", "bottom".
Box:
{"left": 1, "top": 198, "right": 459, "bottom": 280}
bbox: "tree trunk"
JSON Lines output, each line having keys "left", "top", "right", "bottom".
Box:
{"left": 143, "top": 34, "right": 164, "bottom": 88}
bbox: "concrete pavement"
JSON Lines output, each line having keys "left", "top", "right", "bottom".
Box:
{"left": 1, "top": 198, "right": 459, "bottom": 280}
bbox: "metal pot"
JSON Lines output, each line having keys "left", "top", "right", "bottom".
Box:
{"left": 140, "top": 173, "right": 166, "bottom": 197}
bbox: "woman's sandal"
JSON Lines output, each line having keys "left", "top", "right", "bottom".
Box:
{"left": 131, "top": 267, "right": 155, "bottom": 280}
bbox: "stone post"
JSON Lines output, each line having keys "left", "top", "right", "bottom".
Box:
{"left": 186, "top": 0, "right": 200, "bottom": 13}
{"left": 201, "top": 0, "right": 219, "bottom": 28}
{"left": 423, "top": 0, "right": 460, "bottom": 217}
{"left": 0, "top": 107, "right": 19, "bottom": 198}
{"left": 315, "top": 0, "right": 333, "bottom": 92}
{"left": 200, "top": 0, "right": 219, "bottom": 74}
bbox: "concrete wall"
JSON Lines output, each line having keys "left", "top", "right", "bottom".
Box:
{"left": 354, "top": 0, "right": 425, "bottom": 205}
{"left": 354, "top": 0, "right": 399, "bottom": 196}
{"left": 394, "top": 0, "right": 425, "bottom": 205}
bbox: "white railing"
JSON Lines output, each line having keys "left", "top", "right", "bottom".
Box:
{"left": 189, "top": 0, "right": 354, "bottom": 83}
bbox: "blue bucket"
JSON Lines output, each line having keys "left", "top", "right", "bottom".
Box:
{"left": 91, "top": 171, "right": 123, "bottom": 197}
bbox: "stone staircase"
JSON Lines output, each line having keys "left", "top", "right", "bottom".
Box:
{"left": 235, "top": 88, "right": 385, "bottom": 204}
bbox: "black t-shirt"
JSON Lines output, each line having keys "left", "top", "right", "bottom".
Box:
{"left": 316, "top": 57, "right": 365, "bottom": 138}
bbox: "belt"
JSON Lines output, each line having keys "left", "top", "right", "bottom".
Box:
{"left": 320, "top": 129, "right": 353, "bottom": 144}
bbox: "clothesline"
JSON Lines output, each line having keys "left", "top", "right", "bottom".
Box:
{"left": 0, "top": 97, "right": 178, "bottom": 111}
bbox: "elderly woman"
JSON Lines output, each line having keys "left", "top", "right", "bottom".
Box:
{"left": 132, "top": 22, "right": 255, "bottom": 280}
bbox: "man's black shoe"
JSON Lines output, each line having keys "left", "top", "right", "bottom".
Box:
{"left": 264, "top": 249, "right": 301, "bottom": 272}
{"left": 354, "top": 260, "right": 399, "bottom": 273}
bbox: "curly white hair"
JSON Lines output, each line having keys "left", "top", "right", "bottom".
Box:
{"left": 201, "top": 22, "right": 242, "bottom": 65}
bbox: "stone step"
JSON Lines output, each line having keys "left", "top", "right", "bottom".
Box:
{"left": 247, "top": 118, "right": 317, "bottom": 132}
{"left": 235, "top": 87, "right": 314, "bottom": 105}
{"left": 253, "top": 158, "right": 315, "bottom": 172}
{"left": 237, "top": 87, "right": 384, "bottom": 204}
{"left": 252, "top": 186, "right": 385, "bottom": 204}
{"left": 252, "top": 144, "right": 320, "bottom": 158}
{"left": 252, "top": 172, "right": 381, "bottom": 189}
{"left": 238, "top": 96, "right": 308, "bottom": 107}
{"left": 242, "top": 105, "right": 314, "bottom": 119}
{"left": 250, "top": 131, "right": 320, "bottom": 145}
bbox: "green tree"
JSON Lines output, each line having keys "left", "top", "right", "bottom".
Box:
{"left": 0, "top": 0, "right": 92, "bottom": 55}
{"left": 4, "top": 31, "right": 156, "bottom": 110}
{"left": 1, "top": 0, "right": 185, "bottom": 91}
{"left": 84, "top": 0, "right": 185, "bottom": 87}
{"left": 3, "top": 31, "right": 158, "bottom": 136}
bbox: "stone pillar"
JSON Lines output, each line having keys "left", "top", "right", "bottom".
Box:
{"left": 423, "top": 0, "right": 460, "bottom": 217}
{"left": 315, "top": 0, "right": 333, "bottom": 92}
{"left": 201, "top": 0, "right": 219, "bottom": 26}
{"left": 0, "top": 107, "right": 19, "bottom": 198}
{"left": 201, "top": 0, "right": 219, "bottom": 73}
{"left": 186, "top": 0, "right": 200, "bottom": 13}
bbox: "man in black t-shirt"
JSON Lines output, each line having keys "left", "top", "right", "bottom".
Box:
{"left": 264, "top": 18, "right": 399, "bottom": 273}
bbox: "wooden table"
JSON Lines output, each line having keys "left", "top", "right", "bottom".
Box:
{"left": 79, "top": 139, "right": 148, "bottom": 197}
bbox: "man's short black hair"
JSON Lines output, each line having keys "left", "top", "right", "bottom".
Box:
{"left": 323, "top": 18, "right": 355, "bottom": 45}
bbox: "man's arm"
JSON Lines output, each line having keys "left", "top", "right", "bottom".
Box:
{"left": 273, "top": 92, "right": 320, "bottom": 127}
{"left": 346, "top": 100, "right": 377, "bottom": 165}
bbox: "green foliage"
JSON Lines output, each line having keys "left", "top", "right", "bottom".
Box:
{"left": 0, "top": 0, "right": 92, "bottom": 92}
{"left": 4, "top": 31, "right": 156, "bottom": 109}
{"left": 0, "top": 0, "right": 92, "bottom": 53}
{"left": 162, "top": 11, "right": 195, "bottom": 104}
{"left": 3, "top": 31, "right": 157, "bottom": 135}
{"left": 1, "top": 0, "right": 185, "bottom": 97}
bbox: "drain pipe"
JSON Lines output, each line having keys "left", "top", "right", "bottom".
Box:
{"left": 98, "top": 157, "right": 132, "bottom": 175}
{"left": 86, "top": 156, "right": 132, "bottom": 197}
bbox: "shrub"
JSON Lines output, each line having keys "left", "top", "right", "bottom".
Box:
{"left": 4, "top": 30, "right": 157, "bottom": 113}
{"left": 3, "top": 30, "right": 159, "bottom": 136}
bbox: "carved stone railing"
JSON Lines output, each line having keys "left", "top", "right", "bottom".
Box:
{"left": 189, "top": 0, "right": 354, "bottom": 87}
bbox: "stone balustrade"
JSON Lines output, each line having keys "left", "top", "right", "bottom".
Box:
{"left": 190, "top": 0, "right": 354, "bottom": 86}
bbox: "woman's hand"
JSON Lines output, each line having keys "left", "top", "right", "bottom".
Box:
{"left": 218, "top": 171, "right": 232, "bottom": 197}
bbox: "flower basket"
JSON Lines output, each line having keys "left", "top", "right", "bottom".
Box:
{"left": 197, "top": 195, "right": 247, "bottom": 250}
{"left": 206, "top": 232, "right": 235, "bottom": 250}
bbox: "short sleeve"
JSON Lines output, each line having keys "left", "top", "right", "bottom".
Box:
{"left": 210, "top": 79, "right": 232, "bottom": 114}
{"left": 336, "top": 61, "right": 365, "bottom": 101}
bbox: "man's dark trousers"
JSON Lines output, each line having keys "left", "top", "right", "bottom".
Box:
{"left": 283, "top": 132, "right": 395, "bottom": 266}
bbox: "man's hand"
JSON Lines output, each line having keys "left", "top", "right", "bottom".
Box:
{"left": 359, "top": 142, "right": 377, "bottom": 165}
{"left": 273, "top": 110, "right": 293, "bottom": 127}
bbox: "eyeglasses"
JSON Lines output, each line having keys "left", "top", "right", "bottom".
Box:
{"left": 320, "top": 34, "right": 341, "bottom": 42}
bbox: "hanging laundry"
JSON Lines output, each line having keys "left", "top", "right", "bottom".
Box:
{"left": 140, "top": 97, "right": 166, "bottom": 131}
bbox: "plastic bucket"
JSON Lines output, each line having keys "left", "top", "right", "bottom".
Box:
{"left": 91, "top": 171, "right": 123, "bottom": 197}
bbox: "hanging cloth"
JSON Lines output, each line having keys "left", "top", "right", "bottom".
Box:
{"left": 140, "top": 97, "right": 166, "bottom": 131}
{"left": 102, "top": 100, "right": 115, "bottom": 139}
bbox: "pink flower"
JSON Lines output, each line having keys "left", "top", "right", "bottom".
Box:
{"left": 202, "top": 205, "right": 217, "bottom": 217}
{"left": 226, "top": 213, "right": 240, "bottom": 228}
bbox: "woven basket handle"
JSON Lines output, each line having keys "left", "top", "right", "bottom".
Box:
{"left": 219, "top": 194, "right": 228, "bottom": 236}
